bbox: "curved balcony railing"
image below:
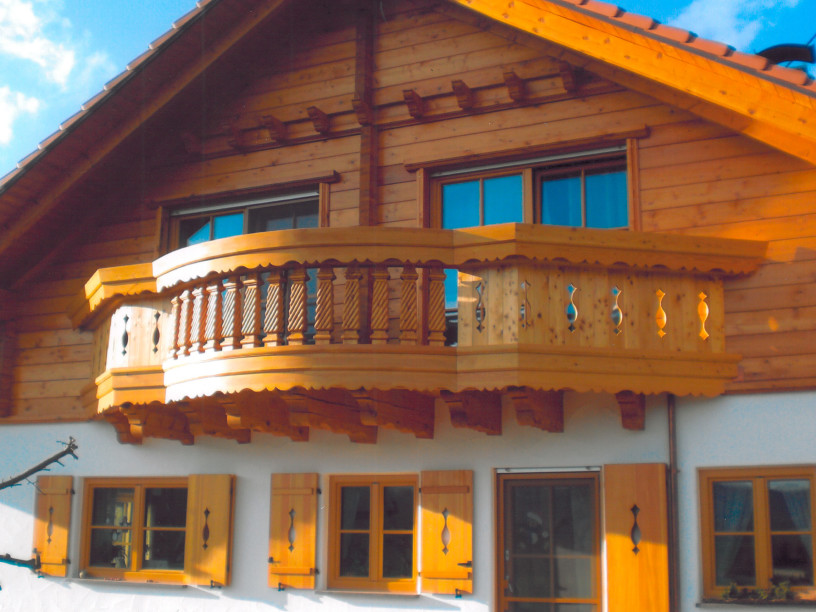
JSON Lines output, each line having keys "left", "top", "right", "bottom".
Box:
{"left": 75, "top": 224, "right": 766, "bottom": 439}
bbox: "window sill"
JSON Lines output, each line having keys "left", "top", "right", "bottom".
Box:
{"left": 67, "top": 577, "right": 188, "bottom": 588}
{"left": 698, "top": 600, "right": 816, "bottom": 608}
{"left": 317, "top": 589, "right": 420, "bottom": 598}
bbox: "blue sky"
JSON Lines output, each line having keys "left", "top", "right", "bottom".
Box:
{"left": 0, "top": 0, "right": 814, "bottom": 177}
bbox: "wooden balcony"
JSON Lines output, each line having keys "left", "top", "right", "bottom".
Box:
{"left": 73, "top": 225, "right": 766, "bottom": 444}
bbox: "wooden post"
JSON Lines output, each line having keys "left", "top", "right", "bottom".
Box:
{"left": 427, "top": 267, "right": 446, "bottom": 346}
{"left": 400, "top": 264, "right": 419, "bottom": 345}
{"left": 241, "top": 272, "right": 263, "bottom": 348}
{"left": 263, "top": 270, "right": 286, "bottom": 347}
{"left": 370, "top": 266, "right": 390, "bottom": 344}
{"left": 168, "top": 294, "right": 181, "bottom": 359}
{"left": 178, "top": 289, "right": 193, "bottom": 356}
{"left": 314, "top": 267, "right": 336, "bottom": 345}
{"left": 204, "top": 278, "right": 223, "bottom": 352}
{"left": 190, "top": 284, "right": 207, "bottom": 353}
{"left": 221, "top": 275, "right": 242, "bottom": 351}
{"left": 287, "top": 268, "right": 310, "bottom": 346}
{"left": 355, "top": 0, "right": 377, "bottom": 226}
{"left": 343, "top": 266, "right": 363, "bottom": 344}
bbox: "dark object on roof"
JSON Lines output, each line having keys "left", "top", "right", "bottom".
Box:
{"left": 757, "top": 44, "right": 815, "bottom": 65}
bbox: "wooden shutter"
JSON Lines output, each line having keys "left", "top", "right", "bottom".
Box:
{"left": 184, "top": 474, "right": 235, "bottom": 587}
{"left": 604, "top": 463, "right": 669, "bottom": 612}
{"left": 268, "top": 473, "right": 318, "bottom": 589}
{"left": 32, "top": 475, "right": 73, "bottom": 576}
{"left": 420, "top": 470, "right": 473, "bottom": 595}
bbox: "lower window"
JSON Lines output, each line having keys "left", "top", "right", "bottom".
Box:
{"left": 497, "top": 472, "right": 600, "bottom": 612}
{"left": 700, "top": 467, "right": 816, "bottom": 598}
{"left": 80, "top": 475, "right": 235, "bottom": 585}
{"left": 328, "top": 475, "right": 418, "bottom": 592}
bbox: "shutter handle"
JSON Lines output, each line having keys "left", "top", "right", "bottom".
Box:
{"left": 268, "top": 557, "right": 280, "bottom": 564}
{"left": 457, "top": 560, "right": 473, "bottom": 568}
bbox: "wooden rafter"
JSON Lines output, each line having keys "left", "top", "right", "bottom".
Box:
{"left": 558, "top": 61, "right": 579, "bottom": 93}
{"left": 503, "top": 70, "right": 525, "bottom": 102}
{"left": 285, "top": 388, "right": 377, "bottom": 444}
{"left": 353, "top": 389, "right": 434, "bottom": 439}
{"left": 306, "top": 106, "right": 330, "bottom": 134}
{"left": 261, "top": 115, "right": 287, "bottom": 143}
{"left": 615, "top": 391, "right": 646, "bottom": 430}
{"left": 118, "top": 403, "right": 194, "bottom": 445}
{"left": 440, "top": 391, "right": 502, "bottom": 435}
{"left": 451, "top": 79, "right": 475, "bottom": 110}
{"left": 223, "top": 390, "right": 309, "bottom": 441}
{"left": 222, "top": 121, "right": 248, "bottom": 150}
{"left": 351, "top": 96, "right": 372, "bottom": 126}
{"left": 505, "top": 388, "right": 564, "bottom": 432}
{"left": 179, "top": 398, "right": 251, "bottom": 443}
{"left": 403, "top": 89, "right": 425, "bottom": 119}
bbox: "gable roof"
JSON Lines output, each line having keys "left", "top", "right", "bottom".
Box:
{"left": 0, "top": 0, "right": 813, "bottom": 285}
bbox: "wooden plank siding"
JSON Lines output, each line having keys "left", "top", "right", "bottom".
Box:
{"left": 2, "top": 0, "right": 816, "bottom": 422}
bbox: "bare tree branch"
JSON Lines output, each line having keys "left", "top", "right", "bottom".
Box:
{"left": 0, "top": 437, "right": 78, "bottom": 491}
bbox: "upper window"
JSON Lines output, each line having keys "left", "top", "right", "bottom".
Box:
{"left": 80, "top": 475, "right": 235, "bottom": 585}
{"left": 328, "top": 474, "right": 418, "bottom": 593}
{"left": 699, "top": 467, "right": 816, "bottom": 599}
{"left": 172, "top": 189, "right": 319, "bottom": 249}
{"left": 435, "top": 146, "right": 628, "bottom": 231}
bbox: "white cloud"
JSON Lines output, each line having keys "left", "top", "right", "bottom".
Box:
{"left": 0, "top": 85, "right": 39, "bottom": 145}
{"left": 0, "top": 0, "right": 75, "bottom": 85}
{"left": 670, "top": 0, "right": 800, "bottom": 51}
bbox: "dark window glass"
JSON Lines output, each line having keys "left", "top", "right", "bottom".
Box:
{"left": 383, "top": 486, "right": 414, "bottom": 531}
{"left": 339, "top": 533, "right": 369, "bottom": 577}
{"left": 541, "top": 174, "right": 581, "bottom": 227}
{"left": 91, "top": 488, "right": 134, "bottom": 527}
{"left": 142, "top": 530, "right": 186, "bottom": 570}
{"left": 769, "top": 479, "right": 811, "bottom": 531}
{"left": 89, "top": 527, "right": 132, "bottom": 568}
{"left": 585, "top": 169, "right": 627, "bottom": 228}
{"left": 713, "top": 481, "right": 754, "bottom": 532}
{"left": 144, "top": 488, "right": 187, "bottom": 528}
{"left": 715, "top": 535, "right": 756, "bottom": 586}
{"left": 382, "top": 534, "right": 413, "bottom": 578}
{"left": 178, "top": 217, "right": 211, "bottom": 247}
{"left": 341, "top": 487, "right": 370, "bottom": 530}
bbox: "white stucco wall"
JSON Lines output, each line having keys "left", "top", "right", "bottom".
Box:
{"left": 5, "top": 390, "right": 812, "bottom": 611}
{"left": 675, "top": 390, "right": 816, "bottom": 612}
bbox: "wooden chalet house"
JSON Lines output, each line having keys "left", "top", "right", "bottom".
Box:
{"left": 0, "top": 0, "right": 814, "bottom": 609}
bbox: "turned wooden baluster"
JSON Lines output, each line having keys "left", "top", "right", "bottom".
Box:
{"left": 264, "top": 269, "right": 286, "bottom": 347}
{"left": 314, "top": 267, "right": 336, "bottom": 345}
{"left": 427, "top": 267, "right": 447, "bottom": 346}
{"left": 169, "top": 295, "right": 181, "bottom": 359}
{"left": 204, "top": 278, "right": 223, "bottom": 352}
{"left": 370, "top": 266, "right": 390, "bottom": 345}
{"left": 241, "top": 272, "right": 263, "bottom": 348}
{"left": 343, "top": 266, "right": 363, "bottom": 344}
{"left": 287, "top": 268, "right": 310, "bottom": 345}
{"left": 190, "top": 283, "right": 207, "bottom": 353}
{"left": 400, "top": 264, "right": 419, "bottom": 345}
{"left": 178, "top": 289, "right": 193, "bottom": 356}
{"left": 221, "top": 275, "right": 242, "bottom": 350}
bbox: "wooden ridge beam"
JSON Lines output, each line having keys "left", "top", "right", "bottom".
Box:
{"left": 223, "top": 390, "right": 309, "bottom": 441}
{"left": 451, "top": 79, "right": 474, "bottom": 110}
{"left": 441, "top": 391, "right": 502, "bottom": 435}
{"left": 285, "top": 388, "right": 377, "bottom": 444}
{"left": 615, "top": 390, "right": 646, "bottom": 430}
{"left": 353, "top": 389, "right": 435, "bottom": 439}
{"left": 505, "top": 388, "right": 564, "bottom": 432}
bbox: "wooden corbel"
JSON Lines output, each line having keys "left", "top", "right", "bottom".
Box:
{"left": 223, "top": 390, "right": 309, "bottom": 441}
{"left": 402, "top": 89, "right": 424, "bottom": 119}
{"left": 179, "top": 398, "right": 250, "bottom": 443}
{"left": 451, "top": 79, "right": 474, "bottom": 110}
{"left": 351, "top": 96, "right": 372, "bottom": 126}
{"left": 285, "top": 388, "right": 377, "bottom": 444}
{"left": 558, "top": 62, "right": 579, "bottom": 93}
{"left": 262, "top": 115, "right": 288, "bottom": 144}
{"left": 306, "top": 106, "right": 330, "bottom": 134}
{"left": 104, "top": 408, "right": 143, "bottom": 445}
{"left": 505, "top": 388, "right": 564, "bottom": 432}
{"left": 180, "top": 131, "right": 202, "bottom": 154}
{"left": 353, "top": 389, "right": 434, "bottom": 439}
{"left": 615, "top": 391, "right": 646, "bottom": 430}
{"left": 440, "top": 391, "right": 502, "bottom": 435}
{"left": 503, "top": 70, "right": 526, "bottom": 102}
{"left": 221, "top": 121, "right": 247, "bottom": 150}
{"left": 118, "top": 403, "right": 194, "bottom": 445}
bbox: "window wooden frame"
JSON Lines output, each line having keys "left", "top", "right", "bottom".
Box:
{"left": 328, "top": 474, "right": 418, "bottom": 593}
{"left": 699, "top": 466, "right": 816, "bottom": 599}
{"left": 496, "top": 471, "right": 601, "bottom": 612}
{"left": 426, "top": 145, "right": 629, "bottom": 231}
{"left": 80, "top": 477, "right": 188, "bottom": 584}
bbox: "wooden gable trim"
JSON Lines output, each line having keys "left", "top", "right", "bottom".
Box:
{"left": 443, "top": 0, "right": 816, "bottom": 164}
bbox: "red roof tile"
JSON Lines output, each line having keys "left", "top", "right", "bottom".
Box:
{"left": 616, "top": 11, "right": 655, "bottom": 31}
{"left": 582, "top": 0, "right": 621, "bottom": 18}
{"left": 650, "top": 23, "right": 692, "bottom": 44}
{"left": 729, "top": 50, "right": 769, "bottom": 72}
{"left": 765, "top": 63, "right": 811, "bottom": 86}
